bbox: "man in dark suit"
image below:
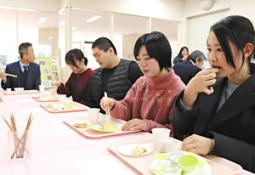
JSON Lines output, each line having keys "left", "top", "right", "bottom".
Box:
{"left": 173, "top": 50, "right": 205, "bottom": 84}
{"left": 1, "top": 42, "right": 41, "bottom": 90}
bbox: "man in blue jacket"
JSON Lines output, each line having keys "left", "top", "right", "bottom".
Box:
{"left": 1, "top": 42, "right": 41, "bottom": 90}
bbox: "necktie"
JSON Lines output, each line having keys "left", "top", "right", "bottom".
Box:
{"left": 23, "top": 66, "right": 28, "bottom": 73}
{"left": 21, "top": 66, "right": 28, "bottom": 89}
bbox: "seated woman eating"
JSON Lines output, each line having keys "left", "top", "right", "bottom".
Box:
{"left": 173, "top": 15, "right": 255, "bottom": 172}
{"left": 56, "top": 48, "right": 93, "bottom": 104}
{"left": 100, "top": 31, "right": 185, "bottom": 132}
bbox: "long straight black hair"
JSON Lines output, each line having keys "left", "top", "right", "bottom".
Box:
{"left": 210, "top": 15, "right": 255, "bottom": 73}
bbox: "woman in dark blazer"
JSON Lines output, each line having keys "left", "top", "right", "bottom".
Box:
{"left": 173, "top": 15, "right": 255, "bottom": 172}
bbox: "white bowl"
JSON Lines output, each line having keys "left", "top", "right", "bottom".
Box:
{"left": 14, "top": 87, "right": 24, "bottom": 93}
{"left": 6, "top": 88, "right": 12, "bottom": 92}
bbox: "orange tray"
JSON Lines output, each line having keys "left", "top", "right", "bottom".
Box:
{"left": 64, "top": 119, "right": 139, "bottom": 139}
{"left": 40, "top": 102, "right": 87, "bottom": 113}
{"left": 4, "top": 90, "right": 39, "bottom": 95}
{"left": 32, "top": 95, "right": 59, "bottom": 102}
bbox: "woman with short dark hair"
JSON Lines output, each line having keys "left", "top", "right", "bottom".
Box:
{"left": 100, "top": 31, "right": 185, "bottom": 132}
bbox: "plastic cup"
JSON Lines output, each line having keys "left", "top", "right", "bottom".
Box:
{"left": 152, "top": 128, "right": 171, "bottom": 155}
{"left": 6, "top": 88, "right": 12, "bottom": 92}
{"left": 39, "top": 85, "right": 45, "bottom": 93}
{"left": 14, "top": 87, "right": 24, "bottom": 93}
{"left": 89, "top": 108, "right": 100, "bottom": 124}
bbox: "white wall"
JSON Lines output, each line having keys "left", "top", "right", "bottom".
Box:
{"left": 38, "top": 28, "right": 58, "bottom": 56}
{"left": 185, "top": 0, "right": 255, "bottom": 22}
{"left": 122, "top": 34, "right": 140, "bottom": 60}
{"left": 183, "top": 0, "right": 255, "bottom": 58}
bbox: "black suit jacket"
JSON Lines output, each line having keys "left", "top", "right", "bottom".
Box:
{"left": 1, "top": 61, "right": 41, "bottom": 90}
{"left": 173, "top": 60, "right": 201, "bottom": 84}
{"left": 173, "top": 73, "right": 255, "bottom": 172}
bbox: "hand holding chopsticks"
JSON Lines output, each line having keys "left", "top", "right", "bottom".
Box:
{"left": 104, "top": 92, "right": 111, "bottom": 118}
{"left": 0, "top": 72, "right": 18, "bottom": 79}
{"left": 2, "top": 113, "right": 33, "bottom": 159}
{"left": 6, "top": 73, "right": 18, "bottom": 78}
{"left": 100, "top": 92, "right": 116, "bottom": 118}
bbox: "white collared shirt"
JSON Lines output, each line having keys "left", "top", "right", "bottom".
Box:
{"left": 19, "top": 61, "right": 29, "bottom": 72}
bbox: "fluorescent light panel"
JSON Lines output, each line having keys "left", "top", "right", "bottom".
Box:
{"left": 0, "top": 6, "right": 16, "bottom": 10}
{"left": 86, "top": 15, "right": 101, "bottom": 23}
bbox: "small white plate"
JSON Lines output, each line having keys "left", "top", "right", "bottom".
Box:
{"left": 72, "top": 120, "right": 92, "bottom": 129}
{"left": 117, "top": 143, "right": 153, "bottom": 157}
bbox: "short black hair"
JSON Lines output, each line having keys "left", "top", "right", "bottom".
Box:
{"left": 65, "top": 48, "right": 88, "bottom": 67}
{"left": 19, "top": 42, "right": 32, "bottom": 58}
{"left": 134, "top": 31, "right": 172, "bottom": 70}
{"left": 189, "top": 50, "right": 206, "bottom": 63}
{"left": 177, "top": 46, "right": 189, "bottom": 58}
{"left": 210, "top": 15, "right": 255, "bottom": 72}
{"left": 92, "top": 37, "right": 117, "bottom": 55}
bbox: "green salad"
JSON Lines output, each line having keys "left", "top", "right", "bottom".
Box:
{"left": 177, "top": 153, "right": 205, "bottom": 174}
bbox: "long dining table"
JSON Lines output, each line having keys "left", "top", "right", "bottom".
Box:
{"left": 0, "top": 93, "right": 253, "bottom": 175}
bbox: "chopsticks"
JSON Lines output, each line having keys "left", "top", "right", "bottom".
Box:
{"left": 2, "top": 113, "right": 33, "bottom": 159}
{"left": 18, "top": 114, "right": 32, "bottom": 158}
{"left": 5, "top": 73, "right": 18, "bottom": 78}
{"left": 10, "top": 113, "right": 19, "bottom": 158}
{"left": 104, "top": 92, "right": 111, "bottom": 118}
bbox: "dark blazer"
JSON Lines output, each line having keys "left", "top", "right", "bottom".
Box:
{"left": 173, "top": 56, "right": 184, "bottom": 65}
{"left": 1, "top": 61, "right": 41, "bottom": 90}
{"left": 173, "top": 73, "right": 255, "bottom": 172}
{"left": 173, "top": 60, "right": 201, "bottom": 84}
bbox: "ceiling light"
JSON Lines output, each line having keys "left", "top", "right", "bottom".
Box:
{"left": 86, "top": 16, "right": 101, "bottom": 23}
{"left": 48, "top": 37, "right": 52, "bottom": 40}
{"left": 18, "top": 8, "right": 36, "bottom": 12}
{"left": 0, "top": 6, "right": 16, "bottom": 10}
{"left": 37, "top": 17, "right": 47, "bottom": 24}
{"left": 200, "top": 0, "right": 214, "bottom": 11}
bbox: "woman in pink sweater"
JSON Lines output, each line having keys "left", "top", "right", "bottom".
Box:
{"left": 100, "top": 31, "right": 185, "bottom": 132}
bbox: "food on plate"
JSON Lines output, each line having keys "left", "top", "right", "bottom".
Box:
{"left": 131, "top": 146, "right": 147, "bottom": 156}
{"left": 177, "top": 153, "right": 200, "bottom": 172}
{"left": 73, "top": 122, "right": 89, "bottom": 128}
{"left": 102, "top": 122, "right": 120, "bottom": 132}
{"left": 150, "top": 151, "right": 211, "bottom": 175}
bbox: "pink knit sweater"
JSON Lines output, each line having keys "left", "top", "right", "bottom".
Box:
{"left": 111, "top": 70, "right": 185, "bottom": 131}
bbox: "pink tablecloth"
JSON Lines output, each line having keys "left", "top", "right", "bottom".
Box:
{"left": 0, "top": 94, "right": 254, "bottom": 175}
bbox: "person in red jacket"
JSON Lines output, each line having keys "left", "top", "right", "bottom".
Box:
{"left": 100, "top": 31, "right": 185, "bottom": 132}
{"left": 56, "top": 49, "right": 93, "bottom": 104}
